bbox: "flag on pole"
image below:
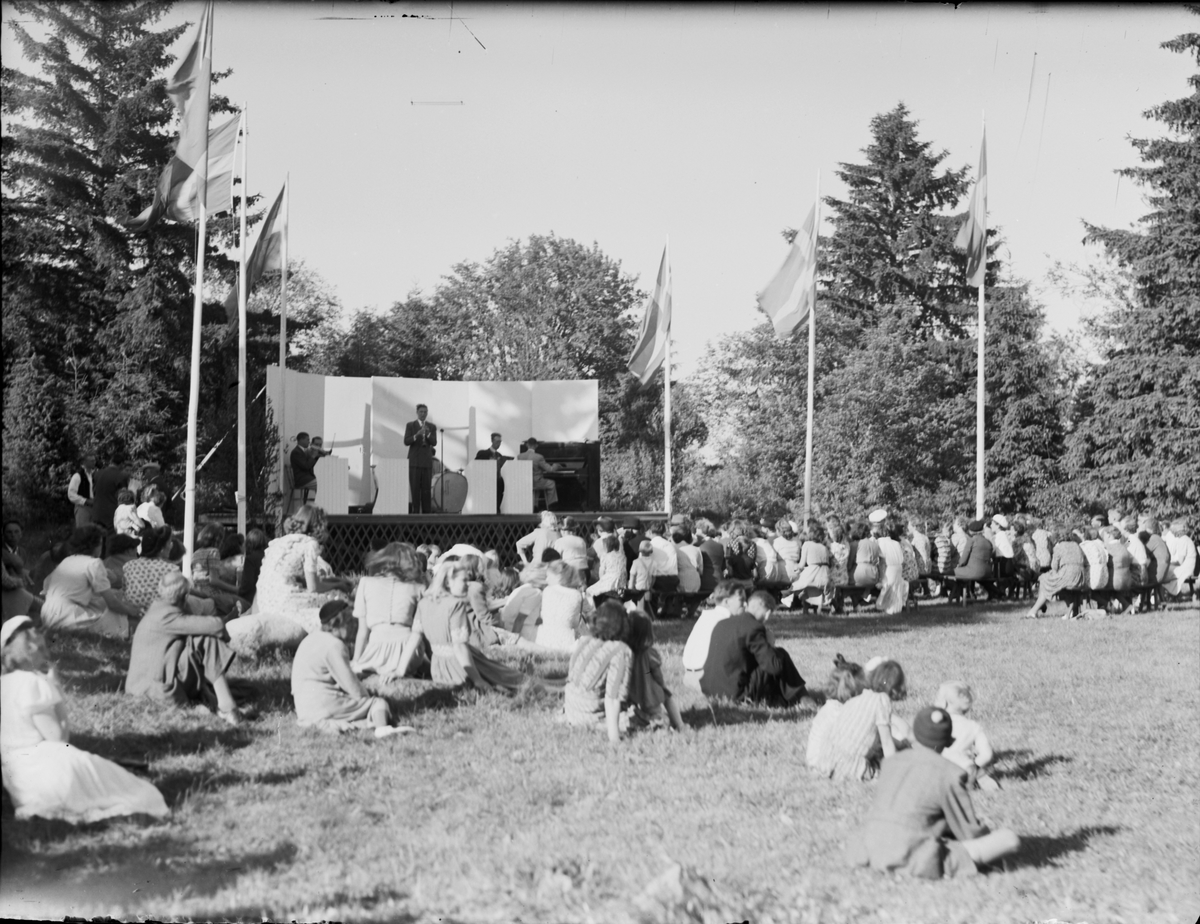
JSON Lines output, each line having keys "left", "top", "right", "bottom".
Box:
{"left": 757, "top": 204, "right": 818, "bottom": 338}
{"left": 627, "top": 245, "right": 671, "bottom": 386}
{"left": 224, "top": 182, "right": 286, "bottom": 316}
{"left": 955, "top": 128, "right": 988, "bottom": 287}
{"left": 126, "top": 1, "right": 215, "bottom": 231}
{"left": 196, "top": 113, "right": 239, "bottom": 216}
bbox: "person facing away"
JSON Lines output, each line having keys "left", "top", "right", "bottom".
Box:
{"left": 845, "top": 706, "right": 1020, "bottom": 879}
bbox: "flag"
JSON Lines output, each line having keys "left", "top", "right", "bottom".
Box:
{"left": 627, "top": 245, "right": 671, "bottom": 386}
{"left": 126, "top": 1, "right": 215, "bottom": 231}
{"left": 197, "top": 114, "right": 239, "bottom": 216}
{"left": 224, "top": 182, "right": 286, "bottom": 317}
{"left": 955, "top": 128, "right": 988, "bottom": 287}
{"left": 756, "top": 204, "right": 818, "bottom": 338}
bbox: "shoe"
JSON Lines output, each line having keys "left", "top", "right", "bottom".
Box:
{"left": 218, "top": 708, "right": 243, "bottom": 726}
{"left": 374, "top": 725, "right": 415, "bottom": 739}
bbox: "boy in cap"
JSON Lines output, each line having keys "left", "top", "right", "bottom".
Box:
{"left": 845, "top": 706, "right": 1020, "bottom": 878}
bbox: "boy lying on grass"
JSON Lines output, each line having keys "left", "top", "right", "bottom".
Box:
{"left": 292, "top": 600, "right": 412, "bottom": 738}
{"left": 845, "top": 706, "right": 1019, "bottom": 879}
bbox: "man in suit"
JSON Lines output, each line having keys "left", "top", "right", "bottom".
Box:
{"left": 91, "top": 454, "right": 130, "bottom": 531}
{"left": 290, "top": 432, "right": 318, "bottom": 498}
{"left": 700, "top": 593, "right": 813, "bottom": 707}
{"left": 403, "top": 404, "right": 436, "bottom": 513}
{"left": 474, "top": 432, "right": 510, "bottom": 511}
{"left": 67, "top": 452, "right": 97, "bottom": 527}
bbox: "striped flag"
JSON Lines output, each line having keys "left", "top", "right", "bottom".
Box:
{"left": 225, "top": 182, "right": 286, "bottom": 316}
{"left": 955, "top": 128, "right": 988, "bottom": 287}
{"left": 627, "top": 245, "right": 671, "bottom": 386}
{"left": 126, "top": 1, "right": 215, "bottom": 231}
{"left": 757, "top": 204, "right": 818, "bottom": 338}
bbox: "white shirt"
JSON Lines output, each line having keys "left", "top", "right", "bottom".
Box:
{"left": 136, "top": 502, "right": 165, "bottom": 528}
{"left": 682, "top": 605, "right": 732, "bottom": 671}
{"left": 648, "top": 535, "right": 678, "bottom": 577}
{"left": 67, "top": 470, "right": 94, "bottom": 507}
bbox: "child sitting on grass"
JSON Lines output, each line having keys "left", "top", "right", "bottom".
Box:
{"left": 934, "top": 680, "right": 999, "bottom": 791}
{"left": 806, "top": 654, "right": 866, "bottom": 774}
{"left": 821, "top": 658, "right": 908, "bottom": 781}
{"left": 292, "top": 600, "right": 411, "bottom": 738}
{"left": 621, "top": 606, "right": 685, "bottom": 732}
{"left": 845, "top": 706, "right": 1020, "bottom": 878}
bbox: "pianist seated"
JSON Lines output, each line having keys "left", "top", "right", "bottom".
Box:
{"left": 518, "top": 437, "right": 560, "bottom": 509}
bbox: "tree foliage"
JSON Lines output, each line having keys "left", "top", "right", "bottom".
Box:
{"left": 1067, "top": 13, "right": 1200, "bottom": 513}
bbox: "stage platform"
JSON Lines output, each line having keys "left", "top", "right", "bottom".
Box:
{"left": 325, "top": 511, "right": 667, "bottom": 572}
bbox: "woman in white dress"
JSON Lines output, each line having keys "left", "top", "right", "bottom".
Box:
{"left": 226, "top": 505, "right": 352, "bottom": 650}
{"left": 1163, "top": 518, "right": 1197, "bottom": 598}
{"left": 351, "top": 542, "right": 427, "bottom": 679}
{"left": 1, "top": 616, "right": 169, "bottom": 823}
{"left": 875, "top": 519, "right": 909, "bottom": 616}
{"left": 537, "top": 561, "right": 592, "bottom": 652}
{"left": 41, "top": 526, "right": 143, "bottom": 637}
{"left": 516, "top": 510, "right": 562, "bottom": 566}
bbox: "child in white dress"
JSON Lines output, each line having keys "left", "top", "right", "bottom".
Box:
{"left": 1, "top": 616, "right": 168, "bottom": 822}
{"left": 537, "top": 561, "right": 592, "bottom": 652}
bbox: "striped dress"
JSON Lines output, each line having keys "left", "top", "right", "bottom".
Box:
{"left": 821, "top": 690, "right": 893, "bottom": 781}
{"left": 562, "top": 637, "right": 633, "bottom": 728}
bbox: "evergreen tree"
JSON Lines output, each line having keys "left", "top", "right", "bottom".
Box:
{"left": 2, "top": 1, "right": 239, "bottom": 520}
{"left": 1068, "top": 13, "right": 1200, "bottom": 512}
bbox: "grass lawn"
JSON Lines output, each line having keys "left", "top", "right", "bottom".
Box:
{"left": 2, "top": 599, "right": 1197, "bottom": 923}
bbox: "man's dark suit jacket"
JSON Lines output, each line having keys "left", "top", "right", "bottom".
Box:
{"left": 699, "top": 611, "right": 781, "bottom": 700}
{"left": 91, "top": 465, "right": 129, "bottom": 529}
{"left": 474, "top": 448, "right": 511, "bottom": 466}
{"left": 290, "top": 445, "right": 316, "bottom": 488}
{"left": 404, "top": 420, "right": 437, "bottom": 467}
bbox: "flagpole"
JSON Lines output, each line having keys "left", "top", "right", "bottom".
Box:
{"left": 802, "top": 174, "right": 821, "bottom": 524}
{"left": 183, "top": 215, "right": 207, "bottom": 578}
{"left": 975, "top": 117, "right": 986, "bottom": 520}
{"left": 278, "top": 175, "right": 290, "bottom": 508}
{"left": 663, "top": 236, "right": 672, "bottom": 516}
{"left": 236, "top": 106, "right": 248, "bottom": 536}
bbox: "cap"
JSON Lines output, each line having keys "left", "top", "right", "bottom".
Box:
{"left": 318, "top": 600, "right": 350, "bottom": 624}
{"left": 913, "top": 707, "right": 955, "bottom": 751}
{"left": 0, "top": 615, "right": 33, "bottom": 650}
{"left": 868, "top": 508, "right": 888, "bottom": 524}
{"left": 992, "top": 514, "right": 1009, "bottom": 529}
{"left": 967, "top": 518, "right": 985, "bottom": 532}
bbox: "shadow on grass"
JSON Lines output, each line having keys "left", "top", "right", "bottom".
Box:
{"left": 1, "top": 828, "right": 301, "bottom": 910}
{"left": 1009, "top": 824, "right": 1123, "bottom": 870}
{"left": 682, "top": 700, "right": 816, "bottom": 729}
{"left": 153, "top": 766, "right": 308, "bottom": 807}
{"left": 70, "top": 723, "right": 256, "bottom": 768}
{"left": 992, "top": 749, "right": 1074, "bottom": 781}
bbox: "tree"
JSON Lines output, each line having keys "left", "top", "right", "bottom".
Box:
{"left": 821, "top": 103, "right": 996, "bottom": 339}
{"left": 2, "top": 1, "right": 240, "bottom": 521}
{"left": 1066, "top": 13, "right": 1200, "bottom": 512}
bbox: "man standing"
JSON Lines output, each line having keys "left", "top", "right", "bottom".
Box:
{"left": 92, "top": 453, "right": 130, "bottom": 531}
{"left": 67, "top": 452, "right": 97, "bottom": 527}
{"left": 404, "top": 404, "right": 436, "bottom": 513}
{"left": 474, "top": 432, "right": 510, "bottom": 511}
{"left": 290, "top": 432, "right": 318, "bottom": 499}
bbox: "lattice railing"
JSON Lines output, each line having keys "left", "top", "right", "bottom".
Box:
{"left": 324, "top": 513, "right": 668, "bottom": 572}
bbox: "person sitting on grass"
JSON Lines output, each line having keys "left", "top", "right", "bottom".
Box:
{"left": 41, "top": 525, "right": 143, "bottom": 638}
{"left": 820, "top": 659, "right": 908, "bottom": 781}
{"left": 397, "top": 560, "right": 529, "bottom": 694}
{"left": 2, "top": 616, "right": 169, "bottom": 822}
{"left": 933, "top": 680, "right": 999, "bottom": 791}
{"left": 126, "top": 571, "right": 255, "bottom": 726}
{"left": 293, "top": 600, "right": 411, "bottom": 738}
{"left": 699, "top": 585, "right": 813, "bottom": 708}
{"left": 350, "top": 542, "right": 428, "bottom": 681}
{"left": 681, "top": 580, "right": 745, "bottom": 692}
{"left": 845, "top": 706, "right": 1020, "bottom": 879}
{"left": 560, "top": 599, "right": 634, "bottom": 744}
{"left": 621, "top": 604, "right": 685, "bottom": 732}
{"left": 1024, "top": 526, "right": 1086, "bottom": 619}
{"left": 537, "top": 560, "right": 592, "bottom": 652}
{"left": 806, "top": 654, "right": 866, "bottom": 775}
{"left": 500, "top": 564, "right": 545, "bottom": 641}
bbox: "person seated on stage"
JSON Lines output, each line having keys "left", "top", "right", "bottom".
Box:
{"left": 844, "top": 706, "right": 1020, "bottom": 879}
{"left": 698, "top": 583, "right": 813, "bottom": 708}
{"left": 309, "top": 436, "right": 333, "bottom": 460}
{"left": 126, "top": 571, "right": 254, "bottom": 725}
{"left": 518, "top": 437, "right": 561, "bottom": 509}
{"left": 293, "top": 600, "right": 410, "bottom": 738}
{"left": 290, "top": 432, "right": 318, "bottom": 495}
{"left": 553, "top": 516, "right": 590, "bottom": 575}
{"left": 516, "top": 510, "right": 562, "bottom": 566}
{"left": 2, "top": 616, "right": 170, "bottom": 823}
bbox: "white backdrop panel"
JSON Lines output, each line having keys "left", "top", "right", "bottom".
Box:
{"left": 467, "top": 381, "right": 533, "bottom": 462}
{"left": 430, "top": 380, "right": 471, "bottom": 473}
{"left": 532, "top": 380, "right": 599, "bottom": 441}
{"left": 323, "top": 376, "right": 373, "bottom": 506}
{"left": 268, "top": 366, "right": 326, "bottom": 493}
{"left": 371, "top": 377, "right": 431, "bottom": 459}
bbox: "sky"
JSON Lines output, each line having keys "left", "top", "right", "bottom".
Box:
{"left": 2, "top": 2, "right": 1192, "bottom": 375}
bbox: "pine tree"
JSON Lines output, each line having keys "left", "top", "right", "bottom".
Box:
{"left": 1068, "top": 13, "right": 1200, "bottom": 512}
{"left": 2, "top": 1, "right": 238, "bottom": 521}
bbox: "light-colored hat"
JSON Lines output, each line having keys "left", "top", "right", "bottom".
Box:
{"left": 992, "top": 514, "right": 1009, "bottom": 529}
{"left": 0, "top": 615, "right": 33, "bottom": 650}
{"left": 442, "top": 543, "right": 485, "bottom": 560}
{"left": 864, "top": 655, "right": 886, "bottom": 673}
{"left": 868, "top": 508, "right": 888, "bottom": 524}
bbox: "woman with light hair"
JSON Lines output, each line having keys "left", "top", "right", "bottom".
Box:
{"left": 350, "top": 542, "right": 427, "bottom": 679}
{"left": 516, "top": 509, "right": 562, "bottom": 566}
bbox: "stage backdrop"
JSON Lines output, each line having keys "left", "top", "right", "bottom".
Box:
{"left": 267, "top": 367, "right": 598, "bottom": 506}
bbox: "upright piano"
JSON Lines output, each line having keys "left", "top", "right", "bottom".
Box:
{"left": 523, "top": 441, "right": 601, "bottom": 511}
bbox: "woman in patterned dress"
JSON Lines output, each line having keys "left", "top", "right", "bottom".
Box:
{"left": 561, "top": 600, "right": 633, "bottom": 743}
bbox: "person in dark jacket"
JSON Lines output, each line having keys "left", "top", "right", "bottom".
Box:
{"left": 699, "top": 598, "right": 811, "bottom": 707}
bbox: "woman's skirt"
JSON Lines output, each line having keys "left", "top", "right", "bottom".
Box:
{"left": 793, "top": 564, "right": 831, "bottom": 602}
{"left": 352, "top": 623, "right": 417, "bottom": 677}
{"left": 1038, "top": 565, "right": 1086, "bottom": 597}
